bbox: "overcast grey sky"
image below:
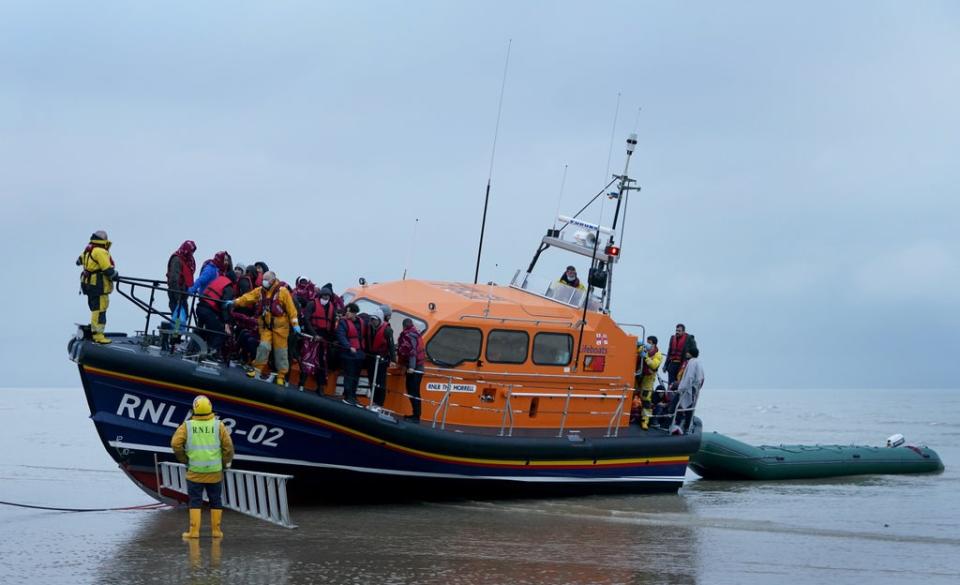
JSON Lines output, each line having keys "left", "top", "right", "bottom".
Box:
{"left": 2, "top": 1, "right": 957, "bottom": 389}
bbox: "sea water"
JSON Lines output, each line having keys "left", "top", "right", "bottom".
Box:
{"left": 1, "top": 387, "right": 957, "bottom": 585}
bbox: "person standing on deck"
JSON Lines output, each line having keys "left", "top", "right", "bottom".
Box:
{"left": 397, "top": 318, "right": 425, "bottom": 421}
{"left": 364, "top": 308, "right": 396, "bottom": 407}
{"left": 302, "top": 285, "right": 339, "bottom": 387}
{"left": 77, "top": 230, "right": 118, "bottom": 344}
{"left": 170, "top": 395, "right": 234, "bottom": 539}
{"left": 188, "top": 251, "right": 233, "bottom": 298}
{"left": 196, "top": 269, "right": 235, "bottom": 358}
{"left": 336, "top": 303, "right": 367, "bottom": 404}
{"left": 671, "top": 347, "right": 704, "bottom": 434}
{"left": 665, "top": 323, "right": 696, "bottom": 385}
{"left": 230, "top": 271, "right": 301, "bottom": 386}
{"left": 166, "top": 240, "right": 197, "bottom": 333}
{"left": 635, "top": 335, "right": 664, "bottom": 430}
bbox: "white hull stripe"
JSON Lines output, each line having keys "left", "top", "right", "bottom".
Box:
{"left": 108, "top": 441, "right": 685, "bottom": 484}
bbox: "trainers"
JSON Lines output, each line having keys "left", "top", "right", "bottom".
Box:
{"left": 246, "top": 369, "right": 257, "bottom": 379}
{"left": 275, "top": 375, "right": 286, "bottom": 386}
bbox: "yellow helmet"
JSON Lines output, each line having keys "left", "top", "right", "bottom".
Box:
{"left": 192, "top": 395, "right": 213, "bottom": 416}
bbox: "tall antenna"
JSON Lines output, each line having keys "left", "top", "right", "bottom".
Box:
{"left": 603, "top": 92, "right": 622, "bottom": 182}
{"left": 402, "top": 217, "right": 420, "bottom": 280}
{"left": 553, "top": 163, "right": 568, "bottom": 229}
{"left": 473, "top": 38, "right": 512, "bottom": 285}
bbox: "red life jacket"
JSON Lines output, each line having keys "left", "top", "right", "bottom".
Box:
{"left": 344, "top": 318, "right": 366, "bottom": 351}
{"left": 255, "top": 283, "right": 288, "bottom": 319}
{"left": 668, "top": 334, "right": 687, "bottom": 362}
{"left": 167, "top": 254, "right": 195, "bottom": 288}
{"left": 201, "top": 275, "right": 231, "bottom": 310}
{"left": 310, "top": 298, "right": 336, "bottom": 333}
{"left": 368, "top": 324, "right": 390, "bottom": 356}
{"left": 400, "top": 328, "right": 426, "bottom": 366}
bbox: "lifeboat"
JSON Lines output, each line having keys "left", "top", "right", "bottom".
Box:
{"left": 69, "top": 135, "right": 703, "bottom": 502}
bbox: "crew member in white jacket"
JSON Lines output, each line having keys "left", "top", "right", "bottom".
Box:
{"left": 671, "top": 347, "right": 704, "bottom": 434}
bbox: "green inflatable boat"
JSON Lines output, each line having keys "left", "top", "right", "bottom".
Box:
{"left": 689, "top": 432, "right": 945, "bottom": 480}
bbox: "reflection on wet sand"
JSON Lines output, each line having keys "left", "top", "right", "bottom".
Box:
{"left": 99, "top": 495, "right": 698, "bottom": 585}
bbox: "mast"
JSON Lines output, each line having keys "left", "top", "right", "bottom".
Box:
{"left": 602, "top": 133, "right": 638, "bottom": 313}
{"left": 473, "top": 39, "right": 512, "bottom": 284}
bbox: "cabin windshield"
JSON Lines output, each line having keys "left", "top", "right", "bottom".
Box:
{"left": 353, "top": 298, "right": 427, "bottom": 333}
{"left": 508, "top": 270, "right": 602, "bottom": 311}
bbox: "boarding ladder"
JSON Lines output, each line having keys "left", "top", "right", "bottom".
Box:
{"left": 157, "top": 462, "right": 296, "bottom": 529}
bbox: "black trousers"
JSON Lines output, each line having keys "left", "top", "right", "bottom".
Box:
{"left": 196, "top": 304, "right": 227, "bottom": 352}
{"left": 405, "top": 370, "right": 423, "bottom": 418}
{"left": 366, "top": 354, "right": 389, "bottom": 406}
{"left": 666, "top": 360, "right": 683, "bottom": 385}
{"left": 187, "top": 480, "right": 223, "bottom": 509}
{"left": 341, "top": 352, "right": 363, "bottom": 401}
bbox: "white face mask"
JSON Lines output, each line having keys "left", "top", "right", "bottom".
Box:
{"left": 319, "top": 297, "right": 329, "bottom": 305}
{"left": 262, "top": 280, "right": 272, "bottom": 289}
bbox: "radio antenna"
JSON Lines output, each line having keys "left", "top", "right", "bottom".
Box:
{"left": 473, "top": 38, "right": 512, "bottom": 285}
{"left": 603, "top": 92, "right": 622, "bottom": 183}
{"left": 553, "top": 163, "right": 568, "bottom": 230}
{"left": 402, "top": 217, "right": 419, "bottom": 280}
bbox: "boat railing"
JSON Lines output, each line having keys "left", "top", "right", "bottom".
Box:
{"left": 415, "top": 369, "right": 631, "bottom": 436}
{"left": 110, "top": 276, "right": 230, "bottom": 362}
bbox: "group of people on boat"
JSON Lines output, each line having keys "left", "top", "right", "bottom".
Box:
{"left": 164, "top": 240, "right": 428, "bottom": 419}
{"left": 78, "top": 234, "right": 427, "bottom": 420}
{"left": 78, "top": 232, "right": 701, "bottom": 432}
{"left": 631, "top": 323, "right": 704, "bottom": 434}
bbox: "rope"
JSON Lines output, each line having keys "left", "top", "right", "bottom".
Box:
{"left": 0, "top": 500, "right": 169, "bottom": 513}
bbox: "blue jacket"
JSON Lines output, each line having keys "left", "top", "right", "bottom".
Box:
{"left": 188, "top": 261, "right": 219, "bottom": 295}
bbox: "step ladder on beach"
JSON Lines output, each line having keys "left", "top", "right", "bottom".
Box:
{"left": 157, "top": 461, "right": 296, "bottom": 528}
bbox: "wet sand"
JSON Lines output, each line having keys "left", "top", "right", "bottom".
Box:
{"left": 1, "top": 387, "right": 958, "bottom": 584}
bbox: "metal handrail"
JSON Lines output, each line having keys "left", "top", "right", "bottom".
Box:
{"left": 423, "top": 365, "right": 624, "bottom": 382}
{"left": 458, "top": 314, "right": 576, "bottom": 327}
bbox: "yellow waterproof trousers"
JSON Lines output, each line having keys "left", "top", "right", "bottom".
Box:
{"left": 87, "top": 294, "right": 109, "bottom": 333}
{"left": 253, "top": 326, "right": 290, "bottom": 375}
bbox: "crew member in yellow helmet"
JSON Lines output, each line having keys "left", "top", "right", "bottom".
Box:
{"left": 76, "top": 230, "right": 117, "bottom": 344}
{"left": 170, "top": 395, "right": 234, "bottom": 539}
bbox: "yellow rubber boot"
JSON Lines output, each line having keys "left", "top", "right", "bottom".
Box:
{"left": 182, "top": 508, "right": 201, "bottom": 539}
{"left": 91, "top": 331, "right": 112, "bottom": 344}
{"left": 210, "top": 509, "right": 224, "bottom": 538}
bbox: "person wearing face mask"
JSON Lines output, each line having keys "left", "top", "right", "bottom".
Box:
{"left": 229, "top": 271, "right": 301, "bottom": 386}
{"left": 302, "top": 284, "right": 338, "bottom": 389}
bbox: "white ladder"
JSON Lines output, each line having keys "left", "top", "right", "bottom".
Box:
{"left": 157, "top": 462, "right": 297, "bottom": 529}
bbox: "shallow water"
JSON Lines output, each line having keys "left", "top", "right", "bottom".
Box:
{"left": 1, "top": 387, "right": 957, "bottom": 585}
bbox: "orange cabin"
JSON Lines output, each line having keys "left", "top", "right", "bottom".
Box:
{"left": 296, "top": 279, "right": 639, "bottom": 431}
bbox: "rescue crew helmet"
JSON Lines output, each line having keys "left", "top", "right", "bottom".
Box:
{"left": 193, "top": 395, "right": 213, "bottom": 416}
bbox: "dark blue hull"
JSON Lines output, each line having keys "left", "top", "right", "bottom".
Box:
{"left": 73, "top": 338, "right": 698, "bottom": 502}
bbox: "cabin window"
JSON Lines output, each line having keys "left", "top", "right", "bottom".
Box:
{"left": 426, "top": 326, "right": 482, "bottom": 367}
{"left": 532, "top": 332, "right": 573, "bottom": 366}
{"left": 485, "top": 329, "right": 529, "bottom": 364}
{"left": 353, "top": 298, "right": 427, "bottom": 333}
